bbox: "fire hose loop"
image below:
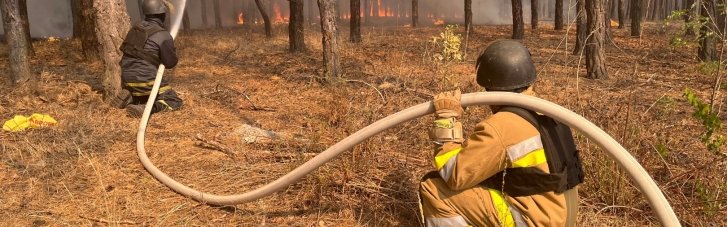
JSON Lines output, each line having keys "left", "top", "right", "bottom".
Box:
{"left": 138, "top": 1, "right": 679, "bottom": 226}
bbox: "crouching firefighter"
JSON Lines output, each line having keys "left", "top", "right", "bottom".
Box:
{"left": 419, "top": 40, "right": 584, "bottom": 227}
{"left": 119, "top": 0, "right": 183, "bottom": 117}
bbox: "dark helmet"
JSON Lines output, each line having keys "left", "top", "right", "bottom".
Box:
{"left": 475, "top": 40, "right": 536, "bottom": 91}
{"left": 142, "top": 0, "right": 167, "bottom": 15}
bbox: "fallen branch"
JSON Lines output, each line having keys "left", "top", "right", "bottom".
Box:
{"left": 194, "top": 134, "right": 234, "bottom": 157}
{"left": 241, "top": 92, "right": 276, "bottom": 112}
{"left": 78, "top": 214, "right": 139, "bottom": 225}
{"left": 345, "top": 79, "right": 387, "bottom": 104}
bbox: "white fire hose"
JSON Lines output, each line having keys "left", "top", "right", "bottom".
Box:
{"left": 137, "top": 1, "right": 680, "bottom": 226}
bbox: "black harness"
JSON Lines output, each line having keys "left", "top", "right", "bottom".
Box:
{"left": 120, "top": 22, "right": 166, "bottom": 66}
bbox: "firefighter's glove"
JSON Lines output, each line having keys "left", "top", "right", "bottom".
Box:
{"left": 430, "top": 89, "right": 464, "bottom": 144}
{"left": 433, "top": 89, "right": 464, "bottom": 118}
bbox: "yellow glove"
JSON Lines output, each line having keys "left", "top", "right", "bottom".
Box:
{"left": 433, "top": 89, "right": 464, "bottom": 118}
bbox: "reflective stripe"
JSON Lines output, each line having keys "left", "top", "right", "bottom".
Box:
{"left": 131, "top": 86, "right": 171, "bottom": 96}
{"left": 511, "top": 148, "right": 547, "bottom": 168}
{"left": 425, "top": 216, "right": 468, "bottom": 227}
{"left": 506, "top": 136, "right": 543, "bottom": 162}
{"left": 434, "top": 147, "right": 462, "bottom": 169}
{"left": 438, "top": 155, "right": 457, "bottom": 181}
{"left": 125, "top": 80, "right": 157, "bottom": 87}
{"left": 157, "top": 100, "right": 173, "bottom": 110}
{"left": 509, "top": 203, "right": 528, "bottom": 227}
{"left": 434, "top": 118, "right": 454, "bottom": 128}
{"left": 488, "top": 188, "right": 516, "bottom": 227}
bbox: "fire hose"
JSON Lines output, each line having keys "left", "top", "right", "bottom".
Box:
{"left": 136, "top": 1, "right": 680, "bottom": 226}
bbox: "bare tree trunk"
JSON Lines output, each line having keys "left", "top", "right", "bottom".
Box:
{"left": 350, "top": 0, "right": 362, "bottom": 42}
{"left": 74, "top": 0, "right": 98, "bottom": 59}
{"left": 213, "top": 0, "right": 222, "bottom": 28}
{"left": 465, "top": 0, "right": 472, "bottom": 30}
{"left": 699, "top": 0, "right": 717, "bottom": 61}
{"left": 255, "top": 0, "right": 273, "bottom": 38}
{"left": 586, "top": 0, "right": 609, "bottom": 79}
{"left": 684, "top": 0, "right": 695, "bottom": 35}
{"left": 364, "top": 0, "right": 370, "bottom": 23}
{"left": 318, "top": 0, "right": 341, "bottom": 78}
{"left": 618, "top": 0, "right": 626, "bottom": 28}
{"left": 631, "top": 0, "right": 642, "bottom": 36}
{"left": 555, "top": 0, "right": 564, "bottom": 30}
{"left": 289, "top": 0, "right": 306, "bottom": 52}
{"left": 17, "top": 0, "right": 32, "bottom": 54}
{"left": 512, "top": 0, "right": 524, "bottom": 39}
{"left": 531, "top": 0, "right": 539, "bottom": 30}
{"left": 201, "top": 0, "right": 208, "bottom": 27}
{"left": 574, "top": 0, "right": 587, "bottom": 55}
{"left": 72, "top": 0, "right": 81, "bottom": 37}
{"left": 92, "top": 0, "right": 131, "bottom": 106}
{"left": 373, "top": 0, "right": 379, "bottom": 17}
{"left": 412, "top": 0, "right": 418, "bottom": 26}
{"left": 182, "top": 8, "right": 190, "bottom": 31}
{"left": 1, "top": 0, "right": 32, "bottom": 84}
{"left": 308, "top": 0, "right": 316, "bottom": 25}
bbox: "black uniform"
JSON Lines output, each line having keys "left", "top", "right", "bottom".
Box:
{"left": 120, "top": 17, "right": 182, "bottom": 113}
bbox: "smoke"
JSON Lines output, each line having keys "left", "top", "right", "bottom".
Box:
{"left": 0, "top": 0, "right": 579, "bottom": 39}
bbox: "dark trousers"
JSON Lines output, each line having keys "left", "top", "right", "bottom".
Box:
{"left": 129, "top": 89, "right": 183, "bottom": 114}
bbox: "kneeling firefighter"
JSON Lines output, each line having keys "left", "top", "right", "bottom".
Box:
{"left": 419, "top": 40, "right": 584, "bottom": 226}
{"left": 119, "top": 0, "right": 183, "bottom": 117}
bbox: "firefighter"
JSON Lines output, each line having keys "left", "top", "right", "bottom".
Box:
{"left": 420, "top": 40, "right": 567, "bottom": 226}
{"left": 119, "top": 0, "right": 182, "bottom": 117}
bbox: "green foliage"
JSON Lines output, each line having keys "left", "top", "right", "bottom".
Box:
{"left": 656, "top": 143, "right": 669, "bottom": 158}
{"left": 697, "top": 61, "right": 721, "bottom": 76}
{"left": 695, "top": 180, "right": 722, "bottom": 217}
{"left": 431, "top": 25, "right": 463, "bottom": 62}
{"left": 684, "top": 88, "right": 725, "bottom": 154}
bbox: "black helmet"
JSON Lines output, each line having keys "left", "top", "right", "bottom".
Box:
{"left": 142, "top": 0, "right": 167, "bottom": 15}
{"left": 475, "top": 40, "right": 536, "bottom": 91}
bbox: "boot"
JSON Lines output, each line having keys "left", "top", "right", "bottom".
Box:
{"left": 126, "top": 104, "right": 145, "bottom": 118}
{"left": 110, "top": 89, "right": 132, "bottom": 109}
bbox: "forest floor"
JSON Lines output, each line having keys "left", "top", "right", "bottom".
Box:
{"left": 0, "top": 22, "right": 725, "bottom": 226}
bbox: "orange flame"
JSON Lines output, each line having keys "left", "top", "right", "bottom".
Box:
{"left": 433, "top": 18, "right": 445, "bottom": 25}
{"left": 273, "top": 2, "right": 287, "bottom": 24}
{"left": 237, "top": 12, "right": 244, "bottom": 25}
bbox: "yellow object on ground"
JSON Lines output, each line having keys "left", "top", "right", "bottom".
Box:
{"left": 2, "top": 114, "right": 58, "bottom": 132}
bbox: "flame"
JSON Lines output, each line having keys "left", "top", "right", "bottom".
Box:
{"left": 433, "top": 18, "right": 445, "bottom": 25}
{"left": 272, "top": 2, "right": 288, "bottom": 24}
{"left": 237, "top": 12, "right": 244, "bottom": 25}
{"left": 377, "top": 0, "right": 386, "bottom": 17}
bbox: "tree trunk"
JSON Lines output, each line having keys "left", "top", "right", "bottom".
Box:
{"left": 363, "top": 0, "right": 370, "bottom": 23}
{"left": 699, "top": 0, "right": 717, "bottom": 61}
{"left": 630, "top": 0, "right": 642, "bottom": 36}
{"left": 555, "top": 0, "right": 564, "bottom": 30}
{"left": 373, "top": 0, "right": 379, "bottom": 17}
{"left": 586, "top": 0, "right": 609, "bottom": 79}
{"left": 412, "top": 0, "right": 418, "bottom": 27}
{"left": 289, "top": 0, "right": 306, "bottom": 52}
{"left": 17, "top": 0, "right": 32, "bottom": 54}
{"left": 91, "top": 0, "right": 131, "bottom": 106}
{"left": 465, "top": 0, "right": 472, "bottom": 30}
{"left": 350, "top": 0, "right": 362, "bottom": 42}
{"left": 182, "top": 8, "right": 190, "bottom": 31}
{"left": 512, "top": 0, "right": 524, "bottom": 39}
{"left": 213, "top": 0, "right": 222, "bottom": 28}
{"left": 308, "top": 0, "right": 316, "bottom": 25}
{"left": 574, "top": 0, "right": 587, "bottom": 55}
{"left": 72, "top": 0, "right": 81, "bottom": 37}
{"left": 684, "top": 0, "right": 694, "bottom": 35}
{"left": 318, "top": 0, "right": 341, "bottom": 78}
{"left": 74, "top": 0, "right": 98, "bottom": 59}
{"left": 201, "top": 0, "right": 208, "bottom": 27}
{"left": 618, "top": 0, "right": 626, "bottom": 28}
{"left": 531, "top": 0, "right": 539, "bottom": 30}
{"left": 1, "top": 0, "right": 32, "bottom": 84}
{"left": 255, "top": 0, "right": 272, "bottom": 38}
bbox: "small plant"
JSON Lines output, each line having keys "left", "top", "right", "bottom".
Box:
{"left": 430, "top": 25, "right": 463, "bottom": 63}
{"left": 695, "top": 180, "right": 722, "bottom": 217}
{"left": 684, "top": 88, "right": 725, "bottom": 155}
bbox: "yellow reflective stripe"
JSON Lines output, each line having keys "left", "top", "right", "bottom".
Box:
{"left": 489, "top": 188, "right": 515, "bottom": 227}
{"left": 433, "top": 118, "right": 454, "bottom": 128}
{"left": 511, "top": 148, "right": 547, "bottom": 168}
{"left": 434, "top": 147, "right": 462, "bottom": 170}
{"left": 125, "top": 81, "right": 157, "bottom": 87}
{"left": 131, "top": 86, "right": 171, "bottom": 96}
{"left": 157, "top": 100, "right": 173, "bottom": 110}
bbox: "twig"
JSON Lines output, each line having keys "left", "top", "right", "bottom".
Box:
{"left": 194, "top": 134, "right": 234, "bottom": 157}
{"left": 79, "top": 214, "right": 139, "bottom": 225}
{"left": 345, "top": 79, "right": 387, "bottom": 104}
{"left": 220, "top": 42, "right": 241, "bottom": 63}
{"left": 241, "top": 92, "right": 276, "bottom": 112}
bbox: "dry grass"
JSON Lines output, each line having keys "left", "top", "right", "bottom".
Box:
{"left": 0, "top": 22, "right": 725, "bottom": 226}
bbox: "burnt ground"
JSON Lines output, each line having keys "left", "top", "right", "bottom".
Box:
{"left": 0, "top": 22, "right": 725, "bottom": 226}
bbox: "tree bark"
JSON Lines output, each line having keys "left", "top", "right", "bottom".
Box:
{"left": 318, "top": 0, "right": 341, "bottom": 78}
{"left": 574, "top": 0, "right": 587, "bottom": 55}
{"left": 512, "top": 0, "right": 524, "bottom": 39}
{"left": 350, "top": 0, "right": 362, "bottom": 42}
{"left": 586, "top": 0, "right": 609, "bottom": 79}
{"left": 289, "top": 0, "right": 306, "bottom": 52}
{"left": 555, "top": 0, "right": 564, "bottom": 30}
{"left": 213, "top": 0, "right": 222, "bottom": 28}
{"left": 182, "top": 8, "right": 190, "bottom": 31}
{"left": 74, "top": 0, "right": 98, "bottom": 59}
{"left": 630, "top": 0, "right": 641, "bottom": 36}
{"left": 684, "top": 0, "right": 694, "bottom": 35}
{"left": 465, "top": 0, "right": 472, "bottom": 30}
{"left": 412, "top": 0, "right": 418, "bottom": 27}
{"left": 255, "top": 0, "right": 272, "bottom": 38}
{"left": 91, "top": 0, "right": 131, "bottom": 106}
{"left": 17, "top": 0, "right": 32, "bottom": 54}
{"left": 72, "top": 0, "right": 81, "bottom": 37}
{"left": 699, "top": 0, "right": 717, "bottom": 61}
{"left": 531, "top": 0, "right": 539, "bottom": 30}
{"left": 201, "top": 0, "right": 208, "bottom": 27}
{"left": 373, "top": 0, "right": 379, "bottom": 17}
{"left": 1, "top": 0, "right": 32, "bottom": 84}
{"left": 618, "top": 0, "right": 626, "bottom": 28}
{"left": 363, "top": 0, "right": 370, "bottom": 23}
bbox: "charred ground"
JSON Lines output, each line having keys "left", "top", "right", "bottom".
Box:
{"left": 0, "top": 23, "right": 724, "bottom": 226}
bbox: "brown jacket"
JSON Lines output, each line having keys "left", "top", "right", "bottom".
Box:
{"left": 433, "top": 111, "right": 566, "bottom": 226}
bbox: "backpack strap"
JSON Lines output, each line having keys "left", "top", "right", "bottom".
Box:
{"left": 120, "top": 23, "right": 166, "bottom": 66}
